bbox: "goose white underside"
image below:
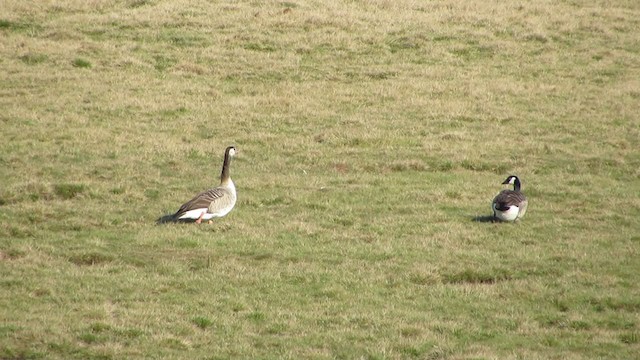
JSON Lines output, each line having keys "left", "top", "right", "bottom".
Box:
{"left": 178, "top": 206, "right": 233, "bottom": 220}
{"left": 493, "top": 204, "right": 520, "bottom": 222}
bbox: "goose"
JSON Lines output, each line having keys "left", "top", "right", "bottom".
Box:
{"left": 492, "top": 175, "right": 527, "bottom": 222}
{"left": 172, "top": 146, "right": 237, "bottom": 224}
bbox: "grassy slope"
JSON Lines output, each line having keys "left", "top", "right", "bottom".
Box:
{"left": 1, "top": 0, "right": 639, "bottom": 359}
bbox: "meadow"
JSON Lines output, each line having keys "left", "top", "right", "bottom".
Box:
{"left": 1, "top": 0, "right": 639, "bottom": 359}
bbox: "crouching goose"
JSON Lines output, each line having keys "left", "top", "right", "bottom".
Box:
{"left": 492, "top": 175, "right": 527, "bottom": 222}
{"left": 172, "top": 146, "right": 237, "bottom": 223}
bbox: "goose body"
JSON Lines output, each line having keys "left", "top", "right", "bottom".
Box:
{"left": 172, "top": 146, "right": 237, "bottom": 223}
{"left": 492, "top": 175, "right": 527, "bottom": 222}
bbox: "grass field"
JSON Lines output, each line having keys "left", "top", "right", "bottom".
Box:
{"left": 1, "top": 0, "right": 639, "bottom": 359}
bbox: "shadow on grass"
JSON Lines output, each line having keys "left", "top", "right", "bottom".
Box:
{"left": 155, "top": 214, "right": 199, "bottom": 225}
{"left": 156, "top": 214, "right": 177, "bottom": 224}
{"left": 472, "top": 215, "right": 498, "bottom": 223}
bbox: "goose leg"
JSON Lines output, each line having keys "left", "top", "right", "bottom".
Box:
{"left": 195, "top": 211, "right": 206, "bottom": 224}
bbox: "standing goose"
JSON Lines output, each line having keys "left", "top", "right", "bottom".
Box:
{"left": 492, "top": 175, "right": 528, "bottom": 222}
{"left": 172, "top": 146, "right": 237, "bottom": 224}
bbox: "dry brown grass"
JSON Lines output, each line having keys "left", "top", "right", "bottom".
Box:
{"left": 1, "top": 0, "right": 639, "bottom": 359}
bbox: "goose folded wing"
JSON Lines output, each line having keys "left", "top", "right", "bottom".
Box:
{"left": 494, "top": 191, "right": 526, "bottom": 210}
{"left": 174, "top": 187, "right": 228, "bottom": 217}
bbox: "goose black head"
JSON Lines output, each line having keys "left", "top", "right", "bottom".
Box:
{"left": 225, "top": 146, "right": 237, "bottom": 157}
{"left": 502, "top": 175, "right": 520, "bottom": 185}
{"left": 501, "top": 175, "right": 521, "bottom": 191}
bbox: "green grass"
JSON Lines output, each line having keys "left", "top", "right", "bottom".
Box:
{"left": 72, "top": 58, "right": 92, "bottom": 68}
{"left": 1, "top": 0, "right": 639, "bottom": 359}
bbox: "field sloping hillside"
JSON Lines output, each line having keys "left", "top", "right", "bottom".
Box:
{"left": 1, "top": 1, "right": 639, "bottom": 359}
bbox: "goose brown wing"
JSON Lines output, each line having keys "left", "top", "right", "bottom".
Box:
{"left": 173, "top": 187, "right": 228, "bottom": 218}
{"left": 493, "top": 190, "right": 527, "bottom": 211}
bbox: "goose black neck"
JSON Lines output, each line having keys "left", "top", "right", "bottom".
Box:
{"left": 512, "top": 178, "right": 521, "bottom": 192}
{"left": 220, "top": 151, "right": 232, "bottom": 183}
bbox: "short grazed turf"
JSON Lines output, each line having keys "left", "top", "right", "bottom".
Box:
{"left": 1, "top": 1, "right": 639, "bottom": 359}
